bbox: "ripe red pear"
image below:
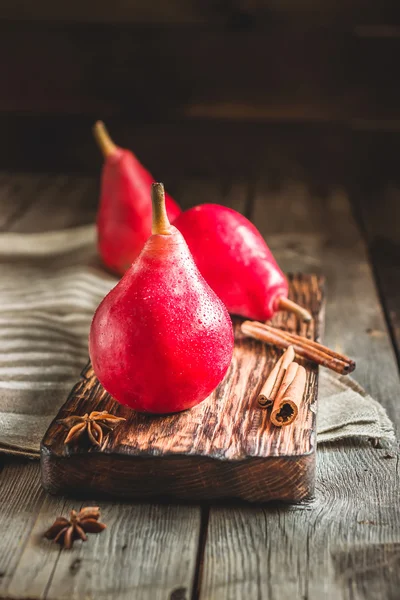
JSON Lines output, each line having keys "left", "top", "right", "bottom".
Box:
{"left": 93, "top": 122, "right": 181, "bottom": 275}
{"left": 174, "top": 204, "right": 311, "bottom": 322}
{"left": 89, "top": 184, "right": 234, "bottom": 413}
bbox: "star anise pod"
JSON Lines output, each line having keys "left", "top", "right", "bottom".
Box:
{"left": 58, "top": 410, "right": 126, "bottom": 447}
{"left": 44, "top": 506, "right": 106, "bottom": 549}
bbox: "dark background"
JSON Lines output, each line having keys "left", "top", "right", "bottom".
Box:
{"left": 1, "top": 1, "right": 400, "bottom": 358}
{"left": 1, "top": 0, "right": 400, "bottom": 179}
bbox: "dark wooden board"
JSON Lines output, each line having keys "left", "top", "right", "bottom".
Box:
{"left": 41, "top": 274, "right": 324, "bottom": 503}
{"left": 200, "top": 178, "right": 400, "bottom": 600}
{"left": 0, "top": 461, "right": 202, "bottom": 600}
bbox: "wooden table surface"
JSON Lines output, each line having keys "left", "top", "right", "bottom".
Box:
{"left": 0, "top": 169, "right": 399, "bottom": 600}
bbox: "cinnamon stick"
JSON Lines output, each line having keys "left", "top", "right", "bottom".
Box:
{"left": 273, "top": 361, "right": 299, "bottom": 403}
{"left": 241, "top": 321, "right": 355, "bottom": 375}
{"left": 263, "top": 324, "right": 354, "bottom": 367}
{"left": 257, "top": 346, "right": 295, "bottom": 408}
{"left": 271, "top": 364, "right": 306, "bottom": 427}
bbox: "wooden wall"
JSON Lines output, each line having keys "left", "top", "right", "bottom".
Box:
{"left": 1, "top": 1, "right": 399, "bottom": 25}
{"left": 1, "top": 1, "right": 400, "bottom": 174}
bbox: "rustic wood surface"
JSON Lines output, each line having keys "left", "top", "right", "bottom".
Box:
{"left": 0, "top": 165, "right": 398, "bottom": 599}
{"left": 41, "top": 275, "right": 323, "bottom": 503}
{"left": 354, "top": 181, "right": 400, "bottom": 364}
{"left": 201, "top": 180, "right": 400, "bottom": 599}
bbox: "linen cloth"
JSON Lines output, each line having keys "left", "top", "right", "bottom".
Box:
{"left": 0, "top": 226, "right": 395, "bottom": 458}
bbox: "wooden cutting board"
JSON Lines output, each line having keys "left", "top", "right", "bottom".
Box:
{"left": 41, "top": 273, "right": 324, "bottom": 503}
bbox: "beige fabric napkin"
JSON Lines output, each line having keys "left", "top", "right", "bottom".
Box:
{"left": 0, "top": 226, "right": 395, "bottom": 458}
{"left": 318, "top": 372, "right": 395, "bottom": 446}
{"left": 0, "top": 226, "right": 115, "bottom": 458}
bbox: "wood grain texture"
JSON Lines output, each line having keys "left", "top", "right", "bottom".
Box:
{"left": 43, "top": 502, "right": 200, "bottom": 600}
{"left": 201, "top": 442, "right": 400, "bottom": 600}
{"left": 0, "top": 462, "right": 201, "bottom": 600}
{"left": 354, "top": 182, "right": 400, "bottom": 364}
{"left": 0, "top": 164, "right": 399, "bottom": 598}
{"left": 6, "top": 174, "right": 98, "bottom": 233}
{"left": 0, "top": 171, "right": 99, "bottom": 235}
{"left": 0, "top": 174, "right": 209, "bottom": 600}
{"left": 0, "top": 173, "right": 49, "bottom": 231}
{"left": 0, "top": 175, "right": 212, "bottom": 600}
{"left": 253, "top": 182, "right": 400, "bottom": 425}
{"left": 41, "top": 275, "right": 324, "bottom": 503}
{"left": 0, "top": 461, "right": 46, "bottom": 595}
{"left": 200, "top": 180, "right": 400, "bottom": 598}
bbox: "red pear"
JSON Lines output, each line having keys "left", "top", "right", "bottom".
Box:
{"left": 93, "top": 122, "right": 181, "bottom": 275}
{"left": 174, "top": 204, "right": 311, "bottom": 322}
{"left": 89, "top": 184, "right": 234, "bottom": 414}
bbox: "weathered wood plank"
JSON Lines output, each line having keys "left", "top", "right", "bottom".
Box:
{"left": 0, "top": 173, "right": 203, "bottom": 599}
{"left": 0, "top": 172, "right": 99, "bottom": 234}
{"left": 200, "top": 181, "right": 400, "bottom": 599}
{"left": 354, "top": 183, "right": 400, "bottom": 363}
{"left": 47, "top": 503, "right": 200, "bottom": 600}
{"left": 1, "top": 170, "right": 399, "bottom": 598}
{"left": 7, "top": 174, "right": 98, "bottom": 233}
{"left": 5, "top": 492, "right": 201, "bottom": 600}
{"left": 0, "top": 454, "right": 201, "bottom": 599}
{"left": 0, "top": 175, "right": 249, "bottom": 599}
{"left": 6, "top": 492, "right": 69, "bottom": 599}
{"left": 254, "top": 183, "right": 400, "bottom": 425}
{"left": 0, "top": 461, "right": 46, "bottom": 595}
{"left": 0, "top": 173, "right": 49, "bottom": 231}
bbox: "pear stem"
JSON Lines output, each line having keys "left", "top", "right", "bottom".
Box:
{"left": 151, "top": 183, "right": 172, "bottom": 235}
{"left": 93, "top": 121, "right": 118, "bottom": 157}
{"left": 277, "top": 297, "right": 312, "bottom": 323}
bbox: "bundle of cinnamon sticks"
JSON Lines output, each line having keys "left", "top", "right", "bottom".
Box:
{"left": 242, "top": 320, "right": 356, "bottom": 427}
{"left": 257, "top": 346, "right": 306, "bottom": 426}
{"left": 242, "top": 321, "right": 355, "bottom": 375}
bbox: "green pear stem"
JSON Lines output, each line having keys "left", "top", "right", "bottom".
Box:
{"left": 151, "top": 183, "right": 172, "bottom": 235}
{"left": 93, "top": 121, "right": 118, "bottom": 157}
{"left": 277, "top": 297, "right": 312, "bottom": 323}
